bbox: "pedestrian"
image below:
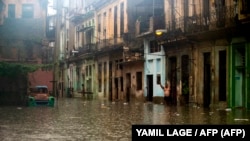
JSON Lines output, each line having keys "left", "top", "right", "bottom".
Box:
{"left": 81, "top": 84, "right": 85, "bottom": 96}
{"left": 159, "top": 81, "right": 171, "bottom": 105}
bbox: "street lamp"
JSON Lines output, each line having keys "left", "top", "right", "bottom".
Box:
{"left": 155, "top": 29, "right": 167, "bottom": 36}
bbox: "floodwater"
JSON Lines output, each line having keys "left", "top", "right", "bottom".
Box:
{"left": 0, "top": 96, "right": 250, "bottom": 141}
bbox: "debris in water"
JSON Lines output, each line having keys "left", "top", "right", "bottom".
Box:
{"left": 234, "top": 118, "right": 249, "bottom": 121}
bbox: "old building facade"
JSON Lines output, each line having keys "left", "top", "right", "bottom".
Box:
{"left": 0, "top": 0, "right": 48, "bottom": 63}
{"left": 53, "top": 0, "right": 250, "bottom": 109}
{"left": 0, "top": 0, "right": 52, "bottom": 104}
{"left": 56, "top": 0, "right": 145, "bottom": 101}
{"left": 136, "top": 0, "right": 250, "bottom": 109}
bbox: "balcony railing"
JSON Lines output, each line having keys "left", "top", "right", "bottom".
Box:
{"left": 96, "top": 37, "right": 123, "bottom": 51}
{"left": 136, "top": 5, "right": 236, "bottom": 37}
{"left": 174, "top": 5, "right": 235, "bottom": 34}
{"left": 76, "top": 44, "right": 96, "bottom": 56}
{"left": 136, "top": 15, "right": 165, "bottom": 36}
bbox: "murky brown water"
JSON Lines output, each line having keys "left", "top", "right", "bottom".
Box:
{"left": 0, "top": 97, "right": 249, "bottom": 141}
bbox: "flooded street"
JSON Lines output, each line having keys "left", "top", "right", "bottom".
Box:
{"left": 0, "top": 96, "right": 250, "bottom": 141}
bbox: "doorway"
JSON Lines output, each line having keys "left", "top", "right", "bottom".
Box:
{"left": 126, "top": 73, "right": 131, "bottom": 102}
{"left": 115, "top": 78, "right": 119, "bottom": 100}
{"left": 109, "top": 61, "right": 113, "bottom": 101}
{"left": 181, "top": 55, "right": 190, "bottom": 104}
{"left": 203, "top": 52, "right": 211, "bottom": 108}
{"left": 146, "top": 75, "right": 153, "bottom": 102}
{"left": 219, "top": 50, "right": 226, "bottom": 101}
{"left": 234, "top": 46, "right": 246, "bottom": 108}
{"left": 169, "top": 57, "right": 177, "bottom": 105}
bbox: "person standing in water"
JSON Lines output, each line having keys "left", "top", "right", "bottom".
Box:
{"left": 159, "top": 81, "right": 171, "bottom": 105}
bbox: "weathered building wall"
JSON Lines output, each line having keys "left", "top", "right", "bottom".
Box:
{"left": 0, "top": 75, "right": 28, "bottom": 106}
{"left": 96, "top": 54, "right": 110, "bottom": 99}
{"left": 188, "top": 39, "right": 227, "bottom": 108}
{"left": 123, "top": 61, "right": 144, "bottom": 102}
{"left": 28, "top": 70, "right": 53, "bottom": 93}
{"left": 0, "top": 0, "right": 47, "bottom": 62}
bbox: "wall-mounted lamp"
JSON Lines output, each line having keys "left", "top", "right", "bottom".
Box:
{"left": 71, "top": 50, "right": 79, "bottom": 56}
{"left": 72, "top": 50, "right": 79, "bottom": 53}
{"left": 155, "top": 29, "right": 167, "bottom": 36}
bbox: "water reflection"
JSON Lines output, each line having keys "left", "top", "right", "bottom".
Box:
{"left": 0, "top": 98, "right": 249, "bottom": 140}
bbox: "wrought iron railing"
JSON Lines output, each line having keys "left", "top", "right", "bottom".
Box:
{"left": 166, "top": 5, "right": 236, "bottom": 34}
{"left": 137, "top": 5, "right": 236, "bottom": 36}
{"left": 75, "top": 43, "right": 96, "bottom": 55}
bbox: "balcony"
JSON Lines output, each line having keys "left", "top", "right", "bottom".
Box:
{"left": 154, "top": 5, "right": 238, "bottom": 43}
{"left": 96, "top": 37, "right": 124, "bottom": 52}
{"left": 136, "top": 15, "right": 165, "bottom": 37}
{"left": 76, "top": 44, "right": 96, "bottom": 55}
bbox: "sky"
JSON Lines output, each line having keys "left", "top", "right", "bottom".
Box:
{"left": 48, "top": 0, "right": 56, "bottom": 15}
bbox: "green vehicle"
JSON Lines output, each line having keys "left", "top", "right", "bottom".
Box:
{"left": 28, "top": 85, "right": 55, "bottom": 107}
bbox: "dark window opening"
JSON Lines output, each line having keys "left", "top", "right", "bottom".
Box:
{"left": 241, "top": 0, "right": 250, "bottom": 14}
{"left": 114, "top": 6, "right": 118, "bottom": 38}
{"left": 89, "top": 65, "right": 92, "bottom": 76}
{"left": 181, "top": 55, "right": 189, "bottom": 96}
{"left": 120, "top": 2, "right": 124, "bottom": 35}
{"left": 203, "top": 0, "right": 210, "bottom": 25}
{"left": 156, "top": 74, "right": 161, "bottom": 84}
{"left": 97, "top": 14, "right": 101, "bottom": 32}
{"left": 98, "top": 79, "right": 101, "bottom": 92}
{"left": 86, "top": 66, "right": 89, "bottom": 76}
{"left": 119, "top": 59, "right": 123, "bottom": 70}
{"left": 149, "top": 40, "right": 161, "bottom": 53}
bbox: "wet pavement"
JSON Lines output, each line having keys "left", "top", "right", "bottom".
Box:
{"left": 0, "top": 96, "right": 250, "bottom": 141}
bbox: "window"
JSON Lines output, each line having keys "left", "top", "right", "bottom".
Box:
{"left": 114, "top": 6, "right": 117, "bottom": 38}
{"left": 8, "top": 4, "right": 15, "bottom": 18}
{"left": 98, "top": 79, "right": 102, "bottom": 92}
{"left": 115, "top": 60, "right": 119, "bottom": 70}
{"left": 241, "top": 0, "right": 250, "bottom": 14}
{"left": 103, "top": 12, "right": 106, "bottom": 36}
{"left": 119, "top": 59, "right": 123, "bottom": 70}
{"left": 156, "top": 59, "right": 161, "bottom": 72}
{"left": 97, "top": 14, "right": 101, "bottom": 32}
{"left": 22, "top": 4, "right": 34, "bottom": 18}
{"left": 115, "top": 59, "right": 123, "bottom": 70}
{"left": 98, "top": 63, "right": 102, "bottom": 76}
{"left": 86, "top": 66, "right": 88, "bottom": 76}
{"left": 120, "top": 2, "right": 124, "bottom": 35}
{"left": 157, "top": 74, "right": 161, "bottom": 84}
{"left": 149, "top": 40, "right": 161, "bottom": 53}
{"left": 136, "top": 72, "right": 142, "bottom": 90}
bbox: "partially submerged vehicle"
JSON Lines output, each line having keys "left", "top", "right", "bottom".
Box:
{"left": 28, "top": 85, "right": 55, "bottom": 107}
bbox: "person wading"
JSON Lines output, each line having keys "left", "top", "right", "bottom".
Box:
{"left": 159, "top": 81, "right": 171, "bottom": 105}
{"left": 81, "top": 84, "right": 85, "bottom": 97}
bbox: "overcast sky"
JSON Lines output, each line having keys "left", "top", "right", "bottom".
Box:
{"left": 48, "top": 0, "right": 56, "bottom": 15}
